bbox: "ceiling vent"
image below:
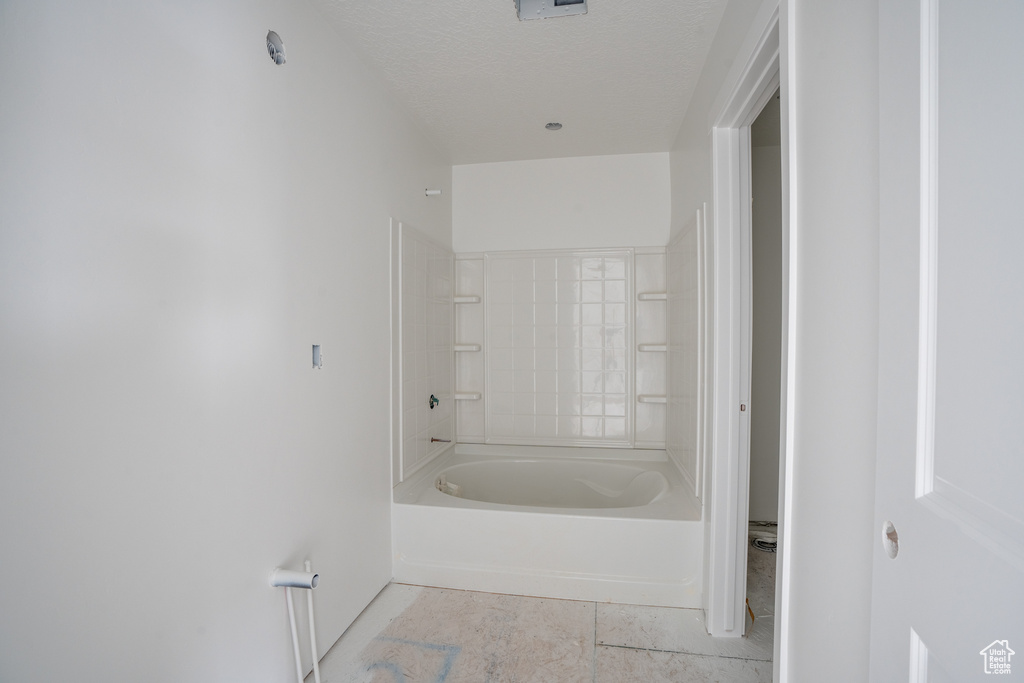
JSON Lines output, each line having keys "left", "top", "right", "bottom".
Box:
{"left": 515, "top": 0, "right": 587, "bottom": 21}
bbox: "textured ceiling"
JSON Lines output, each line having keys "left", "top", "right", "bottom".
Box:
{"left": 308, "top": 0, "right": 729, "bottom": 164}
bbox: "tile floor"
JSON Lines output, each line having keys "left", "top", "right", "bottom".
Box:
{"left": 315, "top": 544, "right": 776, "bottom": 683}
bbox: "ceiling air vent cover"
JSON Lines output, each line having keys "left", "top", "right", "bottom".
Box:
{"left": 515, "top": 0, "right": 587, "bottom": 21}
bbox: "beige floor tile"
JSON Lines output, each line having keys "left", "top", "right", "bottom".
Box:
{"left": 318, "top": 563, "right": 775, "bottom": 683}
{"left": 596, "top": 646, "right": 773, "bottom": 683}
{"left": 596, "top": 603, "right": 773, "bottom": 661}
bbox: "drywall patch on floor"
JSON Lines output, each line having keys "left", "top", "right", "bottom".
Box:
{"left": 362, "top": 636, "right": 461, "bottom": 682}
{"left": 312, "top": 583, "right": 425, "bottom": 682}
{"left": 358, "top": 587, "right": 595, "bottom": 682}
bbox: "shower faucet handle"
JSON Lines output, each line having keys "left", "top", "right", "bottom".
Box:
{"left": 429, "top": 394, "right": 439, "bottom": 409}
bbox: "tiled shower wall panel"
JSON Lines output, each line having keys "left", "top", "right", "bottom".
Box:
{"left": 401, "top": 226, "right": 453, "bottom": 479}
{"left": 667, "top": 224, "right": 700, "bottom": 491}
{"left": 635, "top": 249, "right": 667, "bottom": 448}
{"left": 485, "top": 250, "right": 633, "bottom": 447}
{"left": 455, "top": 256, "right": 485, "bottom": 442}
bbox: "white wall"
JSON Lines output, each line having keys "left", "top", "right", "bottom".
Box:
{"left": 0, "top": 1, "right": 450, "bottom": 681}
{"left": 669, "top": 0, "right": 769, "bottom": 244}
{"left": 668, "top": 0, "right": 880, "bottom": 678}
{"left": 749, "top": 144, "right": 782, "bottom": 522}
{"left": 784, "top": 1, "right": 879, "bottom": 678}
{"left": 452, "top": 153, "right": 670, "bottom": 253}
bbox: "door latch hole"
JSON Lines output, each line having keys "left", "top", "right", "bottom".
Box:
{"left": 882, "top": 520, "right": 899, "bottom": 559}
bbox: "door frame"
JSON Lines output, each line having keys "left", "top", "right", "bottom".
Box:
{"left": 704, "top": 4, "right": 795, "bottom": 680}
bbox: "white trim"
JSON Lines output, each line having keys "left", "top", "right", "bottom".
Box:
{"left": 390, "top": 219, "right": 402, "bottom": 489}
{"left": 698, "top": 203, "right": 709, "bottom": 504}
{"left": 775, "top": 0, "right": 797, "bottom": 678}
{"left": 710, "top": 3, "right": 784, "bottom": 128}
{"left": 705, "top": 3, "right": 791, "bottom": 654}
{"left": 924, "top": 477, "right": 1024, "bottom": 572}
{"left": 909, "top": 628, "right": 929, "bottom": 683}
{"left": 711, "top": 7, "right": 781, "bottom": 129}
{"left": 915, "top": 0, "right": 938, "bottom": 500}
{"left": 708, "top": 126, "right": 750, "bottom": 636}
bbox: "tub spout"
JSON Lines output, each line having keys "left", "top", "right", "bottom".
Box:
{"left": 431, "top": 437, "right": 451, "bottom": 443}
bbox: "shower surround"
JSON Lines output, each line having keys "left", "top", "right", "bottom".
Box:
{"left": 453, "top": 248, "right": 668, "bottom": 451}
{"left": 393, "top": 225, "right": 701, "bottom": 606}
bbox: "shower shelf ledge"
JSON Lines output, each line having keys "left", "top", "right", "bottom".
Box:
{"left": 638, "top": 344, "right": 668, "bottom": 352}
{"left": 453, "top": 296, "right": 481, "bottom": 304}
{"left": 637, "top": 292, "right": 668, "bottom": 301}
{"left": 453, "top": 344, "right": 481, "bottom": 352}
{"left": 453, "top": 392, "right": 482, "bottom": 400}
{"left": 637, "top": 395, "right": 668, "bottom": 404}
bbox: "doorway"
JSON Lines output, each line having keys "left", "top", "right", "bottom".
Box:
{"left": 745, "top": 88, "right": 782, "bottom": 638}
{"left": 703, "top": 11, "right": 793, "bottom": 683}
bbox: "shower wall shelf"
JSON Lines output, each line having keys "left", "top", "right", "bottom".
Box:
{"left": 454, "top": 296, "right": 481, "bottom": 304}
{"left": 638, "top": 344, "right": 668, "bottom": 352}
{"left": 453, "top": 392, "right": 482, "bottom": 401}
{"left": 637, "top": 395, "right": 667, "bottom": 404}
{"left": 637, "top": 292, "right": 668, "bottom": 301}
{"left": 453, "top": 344, "right": 482, "bottom": 352}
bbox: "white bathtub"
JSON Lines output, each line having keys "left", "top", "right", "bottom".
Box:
{"left": 392, "top": 444, "right": 704, "bottom": 608}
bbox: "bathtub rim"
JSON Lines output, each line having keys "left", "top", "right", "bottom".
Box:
{"left": 391, "top": 443, "right": 705, "bottom": 608}
{"left": 394, "top": 443, "right": 701, "bottom": 522}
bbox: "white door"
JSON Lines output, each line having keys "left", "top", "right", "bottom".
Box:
{"left": 870, "top": 1, "right": 1024, "bottom": 680}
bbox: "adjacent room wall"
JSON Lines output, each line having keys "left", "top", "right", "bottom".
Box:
{"left": 452, "top": 153, "right": 670, "bottom": 253}
{"left": 749, "top": 141, "right": 782, "bottom": 522}
{"left": 0, "top": 1, "right": 450, "bottom": 681}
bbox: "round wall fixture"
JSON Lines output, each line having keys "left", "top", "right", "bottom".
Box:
{"left": 267, "top": 30, "right": 286, "bottom": 65}
{"left": 545, "top": 122, "right": 562, "bottom": 131}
